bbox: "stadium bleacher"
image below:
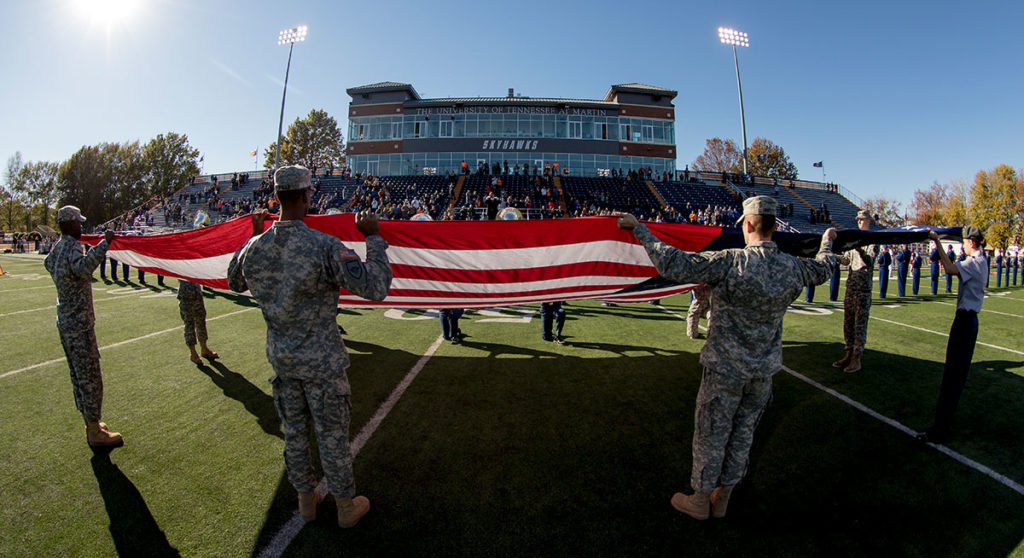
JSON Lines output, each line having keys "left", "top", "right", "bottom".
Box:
{"left": 561, "top": 176, "right": 662, "bottom": 220}
{"left": 110, "top": 168, "right": 864, "bottom": 234}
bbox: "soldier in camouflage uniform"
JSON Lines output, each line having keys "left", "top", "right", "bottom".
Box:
{"left": 618, "top": 196, "right": 836, "bottom": 520}
{"left": 228, "top": 166, "right": 392, "bottom": 529}
{"left": 686, "top": 284, "right": 711, "bottom": 339}
{"left": 43, "top": 205, "right": 123, "bottom": 448}
{"left": 832, "top": 210, "right": 878, "bottom": 374}
{"left": 178, "top": 278, "right": 219, "bottom": 364}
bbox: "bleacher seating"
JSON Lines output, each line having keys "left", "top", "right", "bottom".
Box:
{"left": 106, "top": 169, "right": 865, "bottom": 234}
{"left": 561, "top": 176, "right": 662, "bottom": 220}
{"left": 654, "top": 180, "right": 739, "bottom": 215}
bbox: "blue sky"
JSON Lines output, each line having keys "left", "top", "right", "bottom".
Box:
{"left": 3, "top": 0, "right": 1021, "bottom": 208}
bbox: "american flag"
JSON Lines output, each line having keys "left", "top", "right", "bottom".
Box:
{"left": 82, "top": 215, "right": 957, "bottom": 309}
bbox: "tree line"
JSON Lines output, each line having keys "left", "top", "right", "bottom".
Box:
{"left": 1, "top": 109, "right": 346, "bottom": 231}
{"left": 860, "top": 165, "right": 1023, "bottom": 248}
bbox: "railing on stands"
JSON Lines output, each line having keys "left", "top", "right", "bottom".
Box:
{"left": 777, "top": 219, "right": 799, "bottom": 233}
{"left": 690, "top": 170, "right": 862, "bottom": 209}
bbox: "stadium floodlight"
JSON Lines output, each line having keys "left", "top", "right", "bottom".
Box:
{"left": 274, "top": 26, "right": 308, "bottom": 172}
{"left": 718, "top": 27, "right": 750, "bottom": 175}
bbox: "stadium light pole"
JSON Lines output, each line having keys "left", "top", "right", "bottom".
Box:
{"left": 718, "top": 27, "right": 750, "bottom": 176}
{"left": 274, "top": 25, "right": 308, "bottom": 173}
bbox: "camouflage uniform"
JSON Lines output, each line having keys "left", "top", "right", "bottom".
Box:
{"left": 632, "top": 223, "right": 834, "bottom": 493}
{"left": 43, "top": 234, "right": 110, "bottom": 422}
{"left": 686, "top": 285, "right": 711, "bottom": 339}
{"left": 177, "top": 280, "right": 209, "bottom": 346}
{"left": 836, "top": 244, "right": 879, "bottom": 357}
{"left": 227, "top": 220, "right": 392, "bottom": 496}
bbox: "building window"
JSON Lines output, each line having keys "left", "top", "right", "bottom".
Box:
{"left": 391, "top": 122, "right": 402, "bottom": 139}
{"left": 414, "top": 121, "right": 427, "bottom": 138}
{"left": 357, "top": 124, "right": 366, "bottom": 140}
{"left": 439, "top": 120, "right": 454, "bottom": 137}
{"left": 568, "top": 120, "right": 583, "bottom": 139}
{"left": 620, "top": 124, "right": 631, "bottom": 142}
{"left": 595, "top": 123, "right": 608, "bottom": 140}
{"left": 642, "top": 125, "right": 654, "bottom": 142}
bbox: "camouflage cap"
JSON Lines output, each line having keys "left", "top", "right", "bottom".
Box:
{"left": 735, "top": 195, "right": 777, "bottom": 224}
{"left": 962, "top": 225, "right": 983, "bottom": 241}
{"left": 856, "top": 209, "right": 872, "bottom": 220}
{"left": 274, "top": 165, "right": 312, "bottom": 193}
{"left": 56, "top": 205, "right": 87, "bottom": 223}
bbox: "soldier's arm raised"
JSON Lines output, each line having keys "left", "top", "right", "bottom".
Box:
{"left": 629, "top": 222, "right": 732, "bottom": 285}
{"left": 799, "top": 228, "right": 837, "bottom": 286}
{"left": 328, "top": 211, "right": 393, "bottom": 301}
{"left": 69, "top": 237, "right": 110, "bottom": 279}
{"left": 227, "top": 238, "right": 253, "bottom": 293}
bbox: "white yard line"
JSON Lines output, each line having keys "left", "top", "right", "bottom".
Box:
{"left": 866, "top": 315, "right": 1024, "bottom": 356}
{"left": 0, "top": 285, "right": 56, "bottom": 293}
{"left": 0, "top": 307, "right": 256, "bottom": 380}
{"left": 656, "top": 305, "right": 1024, "bottom": 497}
{"left": 782, "top": 365, "right": 1024, "bottom": 497}
{"left": 257, "top": 334, "right": 447, "bottom": 558}
{"left": 932, "top": 301, "right": 1024, "bottom": 319}
{"left": 0, "top": 293, "right": 161, "bottom": 318}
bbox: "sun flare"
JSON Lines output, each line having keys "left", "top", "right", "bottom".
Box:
{"left": 75, "top": 0, "right": 139, "bottom": 27}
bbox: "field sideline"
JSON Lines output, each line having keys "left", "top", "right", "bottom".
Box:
{"left": 1, "top": 253, "right": 1023, "bottom": 557}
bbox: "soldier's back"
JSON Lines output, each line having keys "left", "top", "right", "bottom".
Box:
{"left": 241, "top": 221, "right": 348, "bottom": 380}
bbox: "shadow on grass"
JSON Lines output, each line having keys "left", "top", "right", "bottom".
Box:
{"left": 90, "top": 450, "right": 180, "bottom": 557}
{"left": 241, "top": 338, "right": 1024, "bottom": 558}
{"left": 198, "top": 361, "right": 282, "bottom": 439}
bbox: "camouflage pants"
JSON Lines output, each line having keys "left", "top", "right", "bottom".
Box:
{"left": 686, "top": 286, "right": 711, "bottom": 338}
{"left": 691, "top": 367, "right": 773, "bottom": 493}
{"left": 843, "top": 272, "right": 873, "bottom": 356}
{"left": 272, "top": 375, "right": 355, "bottom": 497}
{"left": 58, "top": 327, "right": 103, "bottom": 422}
{"left": 178, "top": 298, "right": 208, "bottom": 346}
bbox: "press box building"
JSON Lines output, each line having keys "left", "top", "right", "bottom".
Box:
{"left": 345, "top": 82, "right": 677, "bottom": 177}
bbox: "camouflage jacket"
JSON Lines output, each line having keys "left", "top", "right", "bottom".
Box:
{"left": 43, "top": 235, "right": 109, "bottom": 330}
{"left": 177, "top": 279, "right": 203, "bottom": 301}
{"left": 227, "top": 220, "right": 392, "bottom": 384}
{"left": 837, "top": 244, "right": 879, "bottom": 276}
{"left": 633, "top": 224, "right": 834, "bottom": 379}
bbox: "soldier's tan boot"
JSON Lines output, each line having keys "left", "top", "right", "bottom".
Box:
{"left": 670, "top": 491, "right": 710, "bottom": 520}
{"left": 710, "top": 485, "right": 735, "bottom": 518}
{"left": 86, "top": 421, "right": 123, "bottom": 448}
{"left": 336, "top": 495, "right": 370, "bottom": 528}
{"left": 832, "top": 350, "right": 852, "bottom": 369}
{"left": 844, "top": 354, "right": 862, "bottom": 373}
{"left": 297, "top": 491, "right": 320, "bottom": 522}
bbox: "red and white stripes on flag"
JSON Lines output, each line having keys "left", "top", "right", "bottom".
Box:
{"left": 84, "top": 214, "right": 719, "bottom": 309}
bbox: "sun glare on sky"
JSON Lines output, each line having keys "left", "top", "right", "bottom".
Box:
{"left": 74, "top": 0, "right": 140, "bottom": 28}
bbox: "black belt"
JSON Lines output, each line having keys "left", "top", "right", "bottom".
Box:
{"left": 955, "top": 309, "right": 978, "bottom": 315}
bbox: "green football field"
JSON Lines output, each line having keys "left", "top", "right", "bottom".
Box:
{"left": 1, "top": 253, "right": 1022, "bottom": 557}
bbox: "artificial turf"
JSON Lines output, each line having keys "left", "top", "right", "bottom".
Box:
{"left": 1, "top": 253, "right": 1022, "bottom": 557}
